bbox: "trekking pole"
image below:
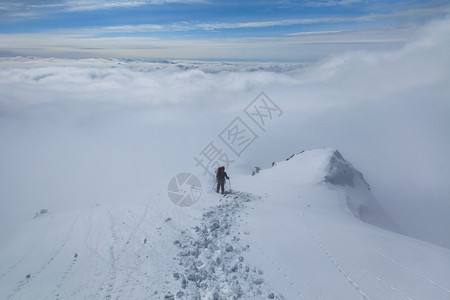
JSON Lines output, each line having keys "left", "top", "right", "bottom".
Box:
{"left": 211, "top": 180, "right": 216, "bottom": 192}
{"left": 228, "top": 178, "right": 232, "bottom": 192}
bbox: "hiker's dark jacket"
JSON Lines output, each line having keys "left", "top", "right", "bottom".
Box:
{"left": 216, "top": 170, "right": 229, "bottom": 183}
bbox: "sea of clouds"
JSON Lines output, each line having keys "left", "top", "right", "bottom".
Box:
{"left": 1, "top": 17, "right": 449, "bottom": 248}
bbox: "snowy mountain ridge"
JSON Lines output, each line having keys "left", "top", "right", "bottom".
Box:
{"left": 246, "top": 148, "right": 398, "bottom": 233}
{"left": 1, "top": 148, "right": 450, "bottom": 299}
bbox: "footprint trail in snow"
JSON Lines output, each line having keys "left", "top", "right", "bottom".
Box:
{"left": 168, "top": 192, "right": 281, "bottom": 299}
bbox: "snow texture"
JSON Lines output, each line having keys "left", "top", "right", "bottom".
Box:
{"left": 172, "top": 192, "right": 279, "bottom": 299}
{"left": 323, "top": 150, "right": 400, "bottom": 232}
{"left": 1, "top": 149, "right": 450, "bottom": 299}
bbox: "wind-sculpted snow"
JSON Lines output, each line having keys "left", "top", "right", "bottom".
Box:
{"left": 324, "top": 150, "right": 370, "bottom": 190}
{"left": 321, "top": 149, "right": 399, "bottom": 231}
{"left": 244, "top": 148, "right": 399, "bottom": 232}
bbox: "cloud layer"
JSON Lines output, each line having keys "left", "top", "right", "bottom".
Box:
{"left": 0, "top": 28, "right": 414, "bottom": 61}
{"left": 0, "top": 17, "right": 449, "bottom": 247}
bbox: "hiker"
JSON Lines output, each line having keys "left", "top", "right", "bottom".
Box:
{"left": 216, "top": 166, "right": 229, "bottom": 194}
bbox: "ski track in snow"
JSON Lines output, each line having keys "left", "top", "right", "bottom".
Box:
{"left": 240, "top": 196, "right": 322, "bottom": 299}
{"left": 113, "top": 199, "right": 158, "bottom": 298}
{"left": 47, "top": 252, "right": 79, "bottom": 299}
{"left": 2, "top": 188, "right": 449, "bottom": 299}
{"left": 248, "top": 236, "right": 322, "bottom": 300}
{"left": 169, "top": 191, "right": 280, "bottom": 300}
{"left": 99, "top": 211, "right": 119, "bottom": 299}
{"left": 302, "top": 204, "right": 449, "bottom": 300}
{"left": 6, "top": 212, "right": 82, "bottom": 300}
{"left": 361, "top": 241, "right": 450, "bottom": 295}
{"left": 90, "top": 198, "right": 177, "bottom": 299}
{"left": 0, "top": 217, "right": 52, "bottom": 284}
{"left": 3, "top": 192, "right": 283, "bottom": 299}
{"left": 52, "top": 209, "right": 111, "bottom": 299}
{"left": 68, "top": 210, "right": 105, "bottom": 298}
{"left": 349, "top": 260, "right": 415, "bottom": 300}
{"left": 302, "top": 206, "right": 372, "bottom": 300}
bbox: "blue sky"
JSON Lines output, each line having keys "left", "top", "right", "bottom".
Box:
{"left": 0, "top": 0, "right": 449, "bottom": 61}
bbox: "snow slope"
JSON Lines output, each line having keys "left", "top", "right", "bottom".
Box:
{"left": 0, "top": 201, "right": 184, "bottom": 299}
{"left": 1, "top": 149, "right": 449, "bottom": 299}
{"left": 233, "top": 149, "right": 450, "bottom": 299}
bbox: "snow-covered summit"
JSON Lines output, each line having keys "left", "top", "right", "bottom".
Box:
{"left": 248, "top": 148, "right": 368, "bottom": 187}
{"left": 323, "top": 149, "right": 370, "bottom": 190}
{"left": 233, "top": 149, "right": 450, "bottom": 300}
{"left": 257, "top": 148, "right": 366, "bottom": 186}
{"left": 242, "top": 148, "right": 399, "bottom": 232}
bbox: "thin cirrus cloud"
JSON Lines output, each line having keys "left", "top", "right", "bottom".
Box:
{"left": 100, "top": 16, "right": 384, "bottom": 33}
{"left": 63, "top": 0, "right": 207, "bottom": 12}
{"left": 0, "top": 0, "right": 205, "bottom": 22}
{"left": 305, "top": 0, "right": 363, "bottom": 7}
{"left": 1, "top": 1, "right": 447, "bottom": 28}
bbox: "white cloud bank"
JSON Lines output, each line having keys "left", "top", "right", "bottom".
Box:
{"left": 0, "top": 17, "right": 449, "bottom": 248}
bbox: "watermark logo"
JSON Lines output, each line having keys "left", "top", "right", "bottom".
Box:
{"left": 168, "top": 91, "right": 283, "bottom": 206}
{"left": 244, "top": 92, "right": 283, "bottom": 131}
{"left": 167, "top": 173, "right": 202, "bottom": 207}
{"left": 195, "top": 92, "right": 282, "bottom": 178}
{"left": 219, "top": 117, "right": 259, "bottom": 157}
{"left": 194, "top": 141, "right": 235, "bottom": 178}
